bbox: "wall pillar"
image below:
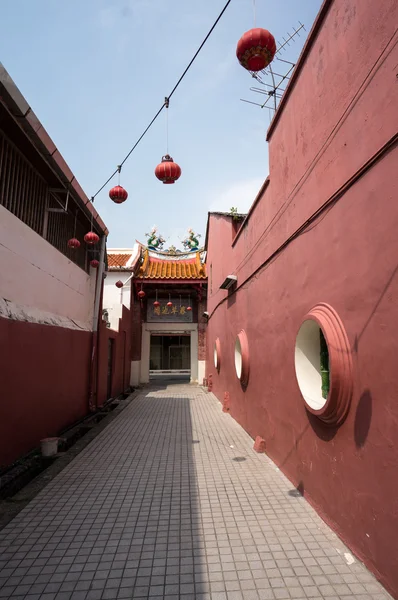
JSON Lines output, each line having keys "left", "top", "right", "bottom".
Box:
{"left": 141, "top": 327, "right": 151, "bottom": 384}
{"left": 198, "top": 298, "right": 207, "bottom": 385}
{"left": 190, "top": 328, "right": 199, "bottom": 384}
{"left": 130, "top": 296, "right": 142, "bottom": 386}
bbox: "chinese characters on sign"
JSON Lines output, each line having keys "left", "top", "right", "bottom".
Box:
{"left": 147, "top": 299, "right": 193, "bottom": 323}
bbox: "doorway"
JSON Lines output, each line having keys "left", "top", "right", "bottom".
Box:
{"left": 150, "top": 334, "right": 190, "bottom": 372}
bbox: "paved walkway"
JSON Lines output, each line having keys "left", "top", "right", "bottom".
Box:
{"left": 0, "top": 383, "right": 391, "bottom": 600}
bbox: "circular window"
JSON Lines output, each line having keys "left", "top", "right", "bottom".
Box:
{"left": 214, "top": 338, "right": 221, "bottom": 372}
{"left": 295, "top": 320, "right": 328, "bottom": 411}
{"left": 295, "top": 303, "right": 353, "bottom": 426}
{"left": 235, "top": 330, "right": 250, "bottom": 387}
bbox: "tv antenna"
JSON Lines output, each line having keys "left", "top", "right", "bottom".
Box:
{"left": 240, "top": 22, "right": 306, "bottom": 115}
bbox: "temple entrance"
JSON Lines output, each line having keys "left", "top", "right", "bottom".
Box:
{"left": 141, "top": 323, "right": 199, "bottom": 384}
{"left": 149, "top": 334, "right": 191, "bottom": 374}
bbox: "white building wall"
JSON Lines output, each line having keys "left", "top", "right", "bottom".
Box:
{"left": 103, "top": 272, "right": 131, "bottom": 311}
{"left": 103, "top": 272, "right": 131, "bottom": 330}
{"left": 0, "top": 205, "right": 96, "bottom": 330}
{"left": 103, "top": 244, "right": 140, "bottom": 331}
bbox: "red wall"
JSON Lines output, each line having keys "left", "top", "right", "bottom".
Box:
{"left": 206, "top": 0, "right": 398, "bottom": 596}
{"left": 97, "top": 305, "right": 131, "bottom": 407}
{"left": 0, "top": 316, "right": 91, "bottom": 467}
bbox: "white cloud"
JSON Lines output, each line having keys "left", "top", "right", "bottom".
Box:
{"left": 208, "top": 176, "right": 265, "bottom": 214}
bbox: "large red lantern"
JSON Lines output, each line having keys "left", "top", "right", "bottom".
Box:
{"left": 138, "top": 290, "right": 146, "bottom": 299}
{"left": 236, "top": 28, "right": 276, "bottom": 72}
{"left": 84, "top": 231, "right": 99, "bottom": 245}
{"left": 155, "top": 155, "right": 181, "bottom": 184}
{"left": 109, "top": 185, "right": 128, "bottom": 204}
{"left": 115, "top": 280, "right": 124, "bottom": 288}
{"left": 67, "top": 238, "right": 80, "bottom": 249}
{"left": 90, "top": 259, "right": 99, "bottom": 268}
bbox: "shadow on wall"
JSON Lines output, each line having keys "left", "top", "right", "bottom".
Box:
{"left": 227, "top": 288, "right": 237, "bottom": 309}
{"left": 307, "top": 412, "right": 338, "bottom": 442}
{"left": 307, "top": 387, "right": 373, "bottom": 446}
{"left": 354, "top": 389, "right": 372, "bottom": 448}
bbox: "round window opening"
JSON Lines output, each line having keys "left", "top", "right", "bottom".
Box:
{"left": 234, "top": 337, "right": 242, "bottom": 379}
{"left": 295, "top": 304, "right": 353, "bottom": 427}
{"left": 234, "top": 330, "right": 249, "bottom": 387}
{"left": 214, "top": 338, "right": 221, "bottom": 372}
{"left": 295, "top": 319, "right": 330, "bottom": 411}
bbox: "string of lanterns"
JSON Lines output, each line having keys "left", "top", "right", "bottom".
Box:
{"left": 67, "top": 0, "right": 276, "bottom": 258}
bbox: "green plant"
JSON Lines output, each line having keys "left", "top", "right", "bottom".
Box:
{"left": 230, "top": 207, "right": 239, "bottom": 221}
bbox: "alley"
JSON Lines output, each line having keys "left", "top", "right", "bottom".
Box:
{"left": 0, "top": 383, "right": 391, "bottom": 600}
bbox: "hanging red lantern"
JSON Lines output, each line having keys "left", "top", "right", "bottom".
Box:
{"left": 236, "top": 28, "right": 276, "bottom": 72}
{"left": 187, "top": 306, "right": 192, "bottom": 312}
{"left": 167, "top": 301, "right": 173, "bottom": 308}
{"left": 109, "top": 185, "right": 128, "bottom": 204}
{"left": 115, "top": 280, "right": 123, "bottom": 288}
{"left": 138, "top": 290, "right": 146, "bottom": 299}
{"left": 90, "top": 259, "right": 99, "bottom": 268}
{"left": 155, "top": 155, "right": 181, "bottom": 184}
{"left": 84, "top": 231, "right": 99, "bottom": 245}
{"left": 153, "top": 300, "right": 160, "bottom": 308}
{"left": 67, "top": 238, "right": 80, "bottom": 249}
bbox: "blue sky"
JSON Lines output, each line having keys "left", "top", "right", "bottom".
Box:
{"left": 1, "top": 0, "right": 322, "bottom": 249}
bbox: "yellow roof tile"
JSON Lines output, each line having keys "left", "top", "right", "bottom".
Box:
{"left": 138, "top": 256, "right": 206, "bottom": 280}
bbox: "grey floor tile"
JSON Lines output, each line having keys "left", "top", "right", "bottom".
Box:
{"left": 0, "top": 384, "right": 392, "bottom": 600}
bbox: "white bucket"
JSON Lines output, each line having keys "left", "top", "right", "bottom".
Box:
{"left": 40, "top": 437, "right": 59, "bottom": 457}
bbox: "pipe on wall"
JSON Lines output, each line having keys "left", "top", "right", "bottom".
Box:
{"left": 88, "top": 234, "right": 106, "bottom": 412}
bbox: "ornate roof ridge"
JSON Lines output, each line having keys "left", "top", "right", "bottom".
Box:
{"left": 137, "top": 240, "right": 204, "bottom": 258}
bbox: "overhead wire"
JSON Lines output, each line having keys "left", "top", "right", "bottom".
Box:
{"left": 207, "top": 132, "right": 398, "bottom": 321}
{"left": 91, "top": 0, "right": 232, "bottom": 201}
{"left": 231, "top": 26, "right": 398, "bottom": 279}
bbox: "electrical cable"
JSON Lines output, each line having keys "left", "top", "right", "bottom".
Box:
{"left": 91, "top": 0, "right": 232, "bottom": 201}
{"left": 207, "top": 133, "right": 398, "bottom": 321}
{"left": 231, "top": 28, "right": 398, "bottom": 278}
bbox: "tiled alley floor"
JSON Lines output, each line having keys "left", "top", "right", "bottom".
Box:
{"left": 0, "top": 382, "right": 391, "bottom": 600}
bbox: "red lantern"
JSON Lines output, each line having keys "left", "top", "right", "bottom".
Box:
{"left": 67, "top": 238, "right": 80, "bottom": 249}
{"left": 115, "top": 280, "right": 123, "bottom": 288}
{"left": 90, "top": 259, "right": 99, "bottom": 268}
{"left": 167, "top": 301, "right": 173, "bottom": 308}
{"left": 109, "top": 185, "right": 128, "bottom": 204}
{"left": 187, "top": 306, "right": 192, "bottom": 312}
{"left": 84, "top": 231, "right": 99, "bottom": 245}
{"left": 236, "top": 28, "right": 276, "bottom": 72}
{"left": 153, "top": 301, "right": 160, "bottom": 308}
{"left": 138, "top": 290, "right": 146, "bottom": 299}
{"left": 155, "top": 155, "right": 181, "bottom": 184}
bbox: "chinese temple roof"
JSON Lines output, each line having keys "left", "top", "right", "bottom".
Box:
{"left": 136, "top": 247, "right": 206, "bottom": 281}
